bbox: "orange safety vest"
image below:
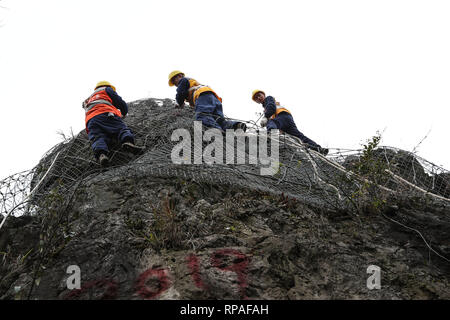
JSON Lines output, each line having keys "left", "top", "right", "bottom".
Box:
{"left": 186, "top": 78, "right": 222, "bottom": 106}
{"left": 268, "top": 104, "right": 291, "bottom": 120}
{"left": 83, "top": 87, "right": 122, "bottom": 126}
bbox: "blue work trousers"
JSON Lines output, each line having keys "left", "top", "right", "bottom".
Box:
{"left": 87, "top": 113, "right": 135, "bottom": 158}
{"left": 195, "top": 92, "right": 237, "bottom": 130}
{"left": 267, "top": 112, "right": 321, "bottom": 150}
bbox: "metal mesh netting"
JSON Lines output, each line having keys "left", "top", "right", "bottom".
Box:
{"left": 328, "top": 147, "right": 450, "bottom": 199}
{"left": 1, "top": 97, "right": 449, "bottom": 228}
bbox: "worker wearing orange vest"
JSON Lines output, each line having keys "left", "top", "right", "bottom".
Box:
{"left": 82, "top": 81, "right": 143, "bottom": 166}
{"left": 168, "top": 70, "right": 247, "bottom": 131}
{"left": 252, "top": 90, "right": 328, "bottom": 155}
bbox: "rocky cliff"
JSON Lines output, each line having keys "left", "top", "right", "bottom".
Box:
{"left": 0, "top": 98, "right": 449, "bottom": 300}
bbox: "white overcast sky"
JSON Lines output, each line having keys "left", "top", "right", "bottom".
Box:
{"left": 0, "top": 0, "right": 449, "bottom": 180}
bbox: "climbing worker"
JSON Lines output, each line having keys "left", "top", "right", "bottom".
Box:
{"left": 252, "top": 90, "right": 328, "bottom": 155}
{"left": 82, "top": 81, "right": 143, "bottom": 166}
{"left": 168, "top": 70, "right": 247, "bottom": 131}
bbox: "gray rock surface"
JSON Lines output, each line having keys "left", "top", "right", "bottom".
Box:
{"left": 0, "top": 98, "right": 449, "bottom": 300}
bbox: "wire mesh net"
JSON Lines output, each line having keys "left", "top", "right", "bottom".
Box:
{"left": 1, "top": 97, "right": 449, "bottom": 227}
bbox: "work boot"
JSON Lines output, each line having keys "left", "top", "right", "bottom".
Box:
{"left": 319, "top": 147, "right": 329, "bottom": 156}
{"left": 122, "top": 142, "right": 144, "bottom": 155}
{"left": 308, "top": 145, "right": 328, "bottom": 156}
{"left": 98, "top": 153, "right": 109, "bottom": 167}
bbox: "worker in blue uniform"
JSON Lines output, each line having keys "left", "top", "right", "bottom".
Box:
{"left": 252, "top": 90, "right": 328, "bottom": 155}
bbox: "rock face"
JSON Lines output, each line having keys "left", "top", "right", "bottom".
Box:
{"left": 0, "top": 98, "right": 449, "bottom": 300}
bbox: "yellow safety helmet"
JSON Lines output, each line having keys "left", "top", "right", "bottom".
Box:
{"left": 252, "top": 89, "right": 265, "bottom": 102}
{"left": 95, "top": 81, "right": 116, "bottom": 92}
{"left": 168, "top": 70, "right": 184, "bottom": 86}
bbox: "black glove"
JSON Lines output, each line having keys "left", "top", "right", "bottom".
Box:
{"left": 234, "top": 122, "right": 247, "bottom": 132}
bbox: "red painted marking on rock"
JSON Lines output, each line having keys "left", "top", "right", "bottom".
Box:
{"left": 186, "top": 253, "right": 207, "bottom": 290}
{"left": 135, "top": 268, "right": 171, "bottom": 299}
{"left": 211, "top": 249, "right": 250, "bottom": 299}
